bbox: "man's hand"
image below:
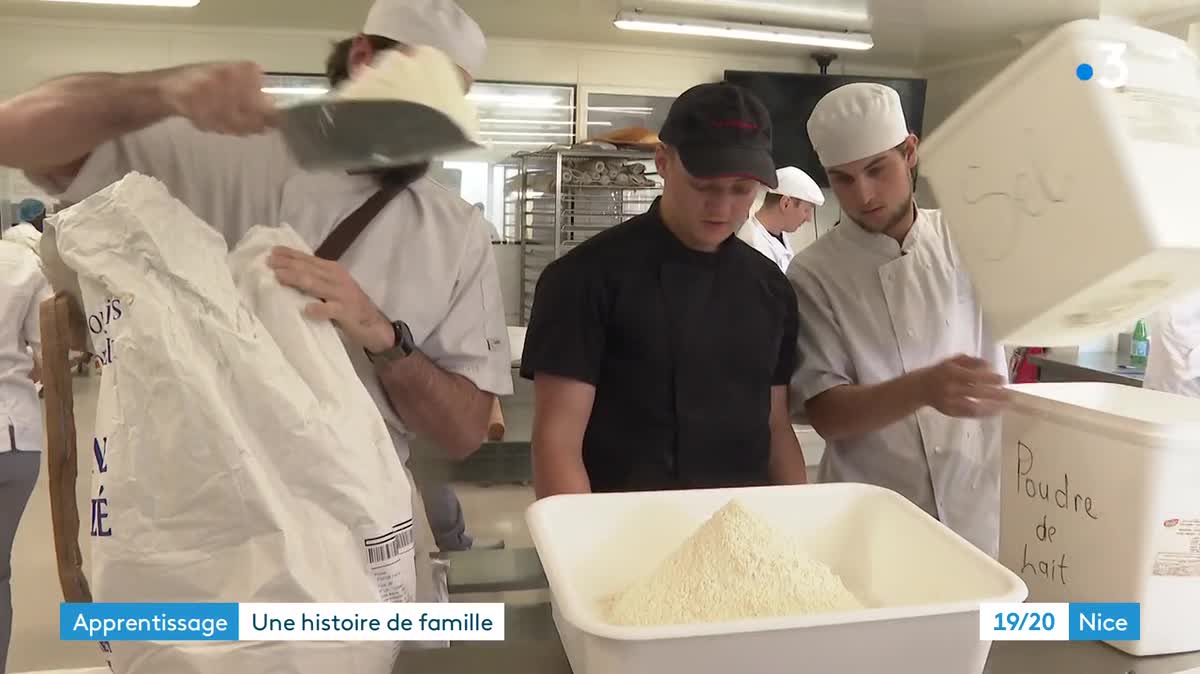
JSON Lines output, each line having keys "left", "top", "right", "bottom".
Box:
{"left": 158, "top": 62, "right": 278, "bottom": 136}
{"left": 267, "top": 246, "right": 394, "bottom": 353}
{"left": 919, "top": 354, "right": 1010, "bottom": 418}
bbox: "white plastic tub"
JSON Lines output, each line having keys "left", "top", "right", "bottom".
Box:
{"left": 507, "top": 325, "right": 526, "bottom": 365}
{"left": 1001, "top": 382, "right": 1200, "bottom": 655}
{"left": 526, "top": 483, "right": 1027, "bottom": 674}
{"left": 919, "top": 18, "right": 1200, "bottom": 346}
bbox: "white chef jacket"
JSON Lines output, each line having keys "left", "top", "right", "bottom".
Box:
{"left": 786, "top": 207, "right": 1006, "bottom": 557}
{"left": 31, "top": 118, "right": 514, "bottom": 601}
{"left": 1145, "top": 289, "right": 1200, "bottom": 398}
{"left": 0, "top": 240, "right": 52, "bottom": 453}
{"left": 737, "top": 214, "right": 794, "bottom": 274}
{"left": 3, "top": 222, "right": 43, "bottom": 259}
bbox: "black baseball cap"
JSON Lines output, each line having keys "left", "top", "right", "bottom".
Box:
{"left": 659, "top": 82, "right": 778, "bottom": 189}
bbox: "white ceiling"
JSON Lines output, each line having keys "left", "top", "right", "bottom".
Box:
{"left": 1, "top": 0, "right": 1198, "bottom": 68}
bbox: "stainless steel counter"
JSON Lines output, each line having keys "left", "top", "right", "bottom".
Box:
{"left": 392, "top": 599, "right": 1200, "bottom": 674}
{"left": 420, "top": 548, "right": 1200, "bottom": 674}
{"left": 1030, "top": 351, "right": 1144, "bottom": 387}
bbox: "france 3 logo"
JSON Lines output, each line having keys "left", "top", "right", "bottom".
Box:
{"left": 1075, "top": 42, "right": 1129, "bottom": 89}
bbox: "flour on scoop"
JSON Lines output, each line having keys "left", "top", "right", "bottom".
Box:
{"left": 335, "top": 44, "right": 480, "bottom": 142}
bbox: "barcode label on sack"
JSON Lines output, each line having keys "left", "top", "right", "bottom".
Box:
{"left": 363, "top": 521, "right": 416, "bottom": 603}
{"left": 366, "top": 528, "right": 413, "bottom": 565}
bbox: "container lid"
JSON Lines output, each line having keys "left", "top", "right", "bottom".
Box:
{"left": 1007, "top": 382, "right": 1200, "bottom": 440}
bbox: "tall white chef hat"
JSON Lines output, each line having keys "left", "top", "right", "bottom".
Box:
{"left": 364, "top": 0, "right": 487, "bottom": 78}
{"left": 807, "top": 83, "right": 910, "bottom": 168}
{"left": 769, "top": 166, "right": 825, "bottom": 205}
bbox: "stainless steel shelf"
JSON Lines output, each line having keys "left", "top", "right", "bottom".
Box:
{"left": 503, "top": 147, "right": 663, "bottom": 325}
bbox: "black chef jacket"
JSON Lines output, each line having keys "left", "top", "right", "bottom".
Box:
{"left": 519, "top": 198, "right": 800, "bottom": 492}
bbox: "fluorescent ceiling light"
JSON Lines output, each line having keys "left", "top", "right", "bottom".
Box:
{"left": 654, "top": 0, "right": 870, "bottom": 25}
{"left": 39, "top": 0, "right": 199, "bottom": 6}
{"left": 613, "top": 11, "right": 873, "bottom": 50}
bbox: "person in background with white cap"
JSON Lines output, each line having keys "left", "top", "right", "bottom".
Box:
{"left": 789, "top": 82, "right": 1009, "bottom": 557}
{"left": 0, "top": 0, "right": 512, "bottom": 607}
{"left": 736, "top": 166, "right": 825, "bottom": 273}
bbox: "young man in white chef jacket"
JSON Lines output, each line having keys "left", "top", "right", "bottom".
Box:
{"left": 787, "top": 83, "right": 1010, "bottom": 558}
{"left": 0, "top": 0, "right": 513, "bottom": 604}
{"left": 1145, "top": 290, "right": 1200, "bottom": 398}
{"left": 736, "top": 166, "right": 825, "bottom": 274}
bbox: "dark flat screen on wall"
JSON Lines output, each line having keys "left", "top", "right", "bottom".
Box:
{"left": 724, "top": 70, "right": 928, "bottom": 187}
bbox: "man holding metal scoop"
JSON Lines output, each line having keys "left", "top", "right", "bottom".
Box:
{"left": 0, "top": 0, "right": 512, "bottom": 603}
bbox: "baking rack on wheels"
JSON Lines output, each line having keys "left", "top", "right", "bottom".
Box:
{"left": 504, "top": 147, "right": 661, "bottom": 325}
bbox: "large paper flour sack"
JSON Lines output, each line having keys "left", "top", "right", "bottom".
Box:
{"left": 53, "top": 172, "right": 415, "bottom": 674}
{"left": 227, "top": 224, "right": 417, "bottom": 603}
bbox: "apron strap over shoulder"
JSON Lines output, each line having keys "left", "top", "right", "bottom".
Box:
{"left": 314, "top": 183, "right": 404, "bottom": 261}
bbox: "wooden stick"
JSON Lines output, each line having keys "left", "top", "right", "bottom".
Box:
{"left": 40, "top": 292, "right": 93, "bottom": 604}
{"left": 487, "top": 396, "right": 506, "bottom": 442}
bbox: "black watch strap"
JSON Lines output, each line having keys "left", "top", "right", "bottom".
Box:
{"left": 366, "top": 320, "right": 415, "bottom": 364}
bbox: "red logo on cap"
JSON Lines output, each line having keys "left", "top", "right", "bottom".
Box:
{"left": 1165, "top": 518, "right": 1180, "bottom": 527}
{"left": 712, "top": 120, "right": 758, "bottom": 129}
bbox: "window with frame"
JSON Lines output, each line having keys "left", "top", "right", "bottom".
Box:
{"left": 582, "top": 91, "right": 676, "bottom": 139}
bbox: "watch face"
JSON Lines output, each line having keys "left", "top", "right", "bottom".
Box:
{"left": 394, "top": 320, "right": 414, "bottom": 354}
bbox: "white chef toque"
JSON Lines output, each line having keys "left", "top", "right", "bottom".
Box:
{"left": 363, "top": 0, "right": 487, "bottom": 78}
{"left": 807, "top": 83, "right": 910, "bottom": 168}
{"left": 770, "top": 166, "right": 825, "bottom": 205}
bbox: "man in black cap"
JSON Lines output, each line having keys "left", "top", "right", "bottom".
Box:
{"left": 520, "top": 82, "right": 808, "bottom": 497}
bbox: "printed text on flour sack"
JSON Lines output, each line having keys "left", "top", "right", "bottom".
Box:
{"left": 1016, "top": 440, "right": 1100, "bottom": 585}
{"left": 90, "top": 296, "right": 124, "bottom": 541}
{"left": 88, "top": 297, "right": 124, "bottom": 367}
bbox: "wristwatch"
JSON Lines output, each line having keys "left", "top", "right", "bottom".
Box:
{"left": 366, "top": 319, "right": 415, "bottom": 364}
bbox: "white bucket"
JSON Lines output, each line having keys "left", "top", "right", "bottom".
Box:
{"left": 920, "top": 18, "right": 1200, "bottom": 346}
{"left": 527, "top": 483, "right": 1027, "bottom": 674}
{"left": 1001, "top": 382, "right": 1200, "bottom": 655}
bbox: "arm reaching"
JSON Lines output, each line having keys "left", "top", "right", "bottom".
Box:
{"left": 806, "top": 354, "right": 1010, "bottom": 441}
{"left": 531, "top": 374, "right": 595, "bottom": 498}
{"left": 0, "top": 63, "right": 277, "bottom": 176}
{"left": 377, "top": 352, "right": 496, "bottom": 460}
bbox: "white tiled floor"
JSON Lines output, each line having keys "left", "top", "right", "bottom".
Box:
{"left": 8, "top": 374, "right": 536, "bottom": 673}
{"left": 11, "top": 375, "right": 104, "bottom": 672}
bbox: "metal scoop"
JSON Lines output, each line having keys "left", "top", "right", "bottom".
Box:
{"left": 278, "top": 98, "right": 482, "bottom": 172}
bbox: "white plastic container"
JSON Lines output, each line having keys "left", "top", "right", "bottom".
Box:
{"left": 506, "top": 325, "right": 526, "bottom": 365}
{"left": 526, "top": 483, "right": 1027, "bottom": 674}
{"left": 920, "top": 18, "right": 1200, "bottom": 346}
{"left": 1000, "top": 382, "right": 1200, "bottom": 655}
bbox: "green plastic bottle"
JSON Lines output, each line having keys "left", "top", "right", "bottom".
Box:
{"left": 1130, "top": 319, "right": 1150, "bottom": 366}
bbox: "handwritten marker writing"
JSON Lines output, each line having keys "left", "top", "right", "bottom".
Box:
{"left": 1013, "top": 440, "right": 1101, "bottom": 587}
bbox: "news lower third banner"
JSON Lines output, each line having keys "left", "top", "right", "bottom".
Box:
{"left": 60, "top": 603, "right": 505, "bottom": 642}
{"left": 980, "top": 602, "right": 1140, "bottom": 641}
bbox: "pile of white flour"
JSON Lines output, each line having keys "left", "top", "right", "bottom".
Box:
{"left": 603, "top": 500, "right": 862, "bottom": 626}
